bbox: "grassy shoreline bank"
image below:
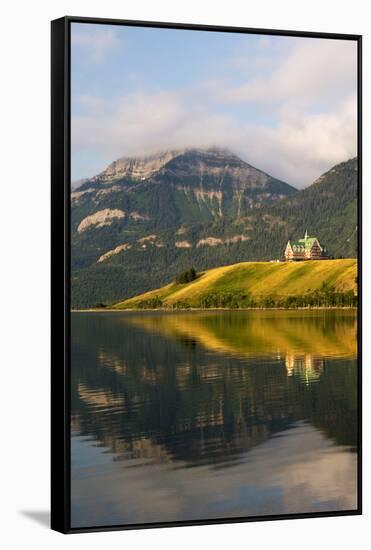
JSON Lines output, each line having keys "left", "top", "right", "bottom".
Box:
{"left": 109, "top": 258, "right": 357, "bottom": 311}
{"left": 71, "top": 306, "right": 358, "bottom": 313}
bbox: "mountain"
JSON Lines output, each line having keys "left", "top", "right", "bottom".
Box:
{"left": 89, "top": 147, "right": 294, "bottom": 197}
{"left": 71, "top": 147, "right": 295, "bottom": 269}
{"left": 261, "top": 157, "right": 358, "bottom": 258}
{"left": 71, "top": 151, "right": 358, "bottom": 308}
{"left": 71, "top": 177, "right": 89, "bottom": 190}
{"left": 72, "top": 147, "right": 295, "bottom": 237}
{"left": 113, "top": 259, "right": 357, "bottom": 310}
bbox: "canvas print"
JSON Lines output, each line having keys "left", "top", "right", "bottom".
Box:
{"left": 70, "top": 22, "right": 359, "bottom": 529}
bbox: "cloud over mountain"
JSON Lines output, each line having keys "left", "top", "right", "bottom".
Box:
{"left": 71, "top": 27, "right": 357, "bottom": 188}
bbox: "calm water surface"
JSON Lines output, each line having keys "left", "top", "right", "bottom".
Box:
{"left": 71, "top": 310, "right": 358, "bottom": 528}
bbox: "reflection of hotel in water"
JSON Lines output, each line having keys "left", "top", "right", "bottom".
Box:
{"left": 285, "top": 354, "right": 324, "bottom": 384}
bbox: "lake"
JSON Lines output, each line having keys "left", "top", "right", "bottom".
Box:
{"left": 71, "top": 309, "right": 358, "bottom": 528}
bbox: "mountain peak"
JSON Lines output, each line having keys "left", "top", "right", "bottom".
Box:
{"left": 95, "top": 146, "right": 243, "bottom": 183}
{"left": 311, "top": 157, "right": 358, "bottom": 188}
{"left": 92, "top": 146, "right": 287, "bottom": 188}
{"left": 95, "top": 149, "right": 185, "bottom": 183}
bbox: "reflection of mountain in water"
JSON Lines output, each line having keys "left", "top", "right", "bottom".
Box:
{"left": 71, "top": 311, "right": 357, "bottom": 469}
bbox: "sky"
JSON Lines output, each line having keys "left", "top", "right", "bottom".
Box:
{"left": 71, "top": 23, "right": 357, "bottom": 188}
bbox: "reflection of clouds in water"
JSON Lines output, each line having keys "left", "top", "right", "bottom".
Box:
{"left": 71, "top": 423, "right": 357, "bottom": 528}
{"left": 244, "top": 423, "right": 357, "bottom": 513}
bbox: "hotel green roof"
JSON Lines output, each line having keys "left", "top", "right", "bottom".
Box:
{"left": 288, "top": 231, "right": 321, "bottom": 252}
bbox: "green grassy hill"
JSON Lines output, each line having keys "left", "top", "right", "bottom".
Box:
{"left": 112, "top": 259, "right": 357, "bottom": 309}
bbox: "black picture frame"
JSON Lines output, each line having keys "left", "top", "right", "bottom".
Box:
{"left": 51, "top": 15, "right": 362, "bottom": 534}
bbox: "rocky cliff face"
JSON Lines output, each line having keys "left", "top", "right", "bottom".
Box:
{"left": 155, "top": 148, "right": 273, "bottom": 188}
{"left": 93, "top": 149, "right": 184, "bottom": 183}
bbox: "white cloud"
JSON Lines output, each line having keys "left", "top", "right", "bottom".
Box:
{"left": 71, "top": 25, "right": 119, "bottom": 62}
{"left": 231, "top": 95, "right": 357, "bottom": 186}
{"left": 221, "top": 38, "right": 357, "bottom": 108}
{"left": 72, "top": 91, "right": 235, "bottom": 161}
{"left": 72, "top": 88, "right": 356, "bottom": 188}
{"left": 72, "top": 37, "right": 357, "bottom": 188}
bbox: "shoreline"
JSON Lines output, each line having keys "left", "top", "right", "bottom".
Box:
{"left": 71, "top": 306, "right": 358, "bottom": 313}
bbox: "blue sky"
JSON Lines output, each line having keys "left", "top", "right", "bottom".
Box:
{"left": 71, "top": 23, "right": 357, "bottom": 188}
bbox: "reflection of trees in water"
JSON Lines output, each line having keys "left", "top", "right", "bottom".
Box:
{"left": 71, "top": 312, "right": 357, "bottom": 467}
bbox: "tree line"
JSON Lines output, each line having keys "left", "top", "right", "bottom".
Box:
{"left": 134, "top": 285, "right": 357, "bottom": 310}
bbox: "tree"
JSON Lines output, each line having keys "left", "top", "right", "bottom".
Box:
{"left": 175, "top": 267, "right": 197, "bottom": 284}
